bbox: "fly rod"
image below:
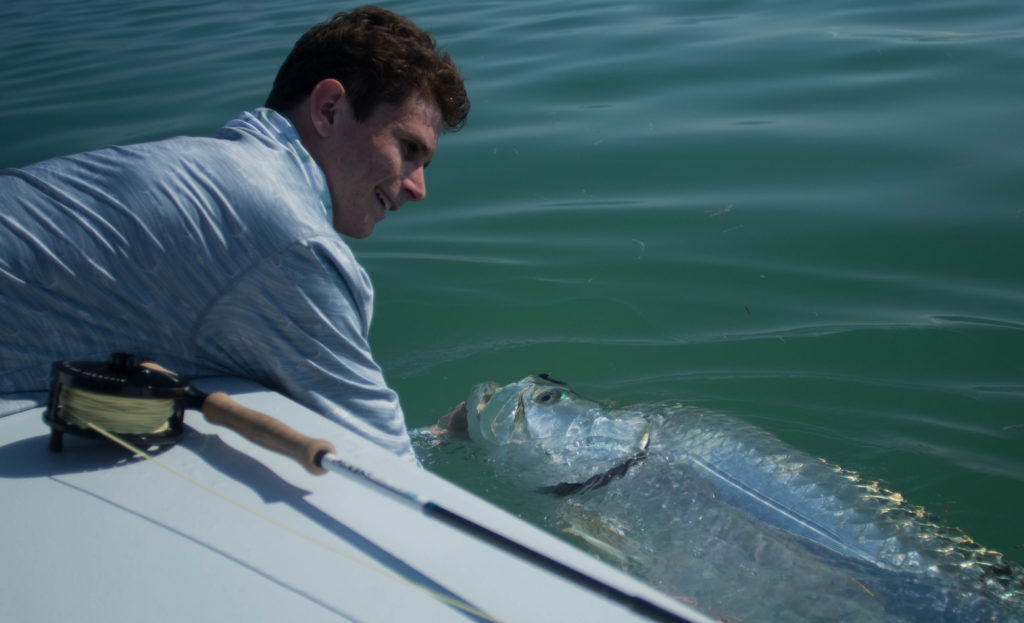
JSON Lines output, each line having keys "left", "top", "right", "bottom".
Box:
{"left": 318, "top": 452, "right": 697, "bottom": 623}
{"left": 44, "top": 353, "right": 700, "bottom": 623}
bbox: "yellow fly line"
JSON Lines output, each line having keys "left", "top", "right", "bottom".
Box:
{"left": 60, "top": 387, "right": 173, "bottom": 434}
{"left": 82, "top": 419, "right": 503, "bottom": 623}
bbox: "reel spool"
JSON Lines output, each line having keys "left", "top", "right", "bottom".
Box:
{"left": 44, "top": 353, "right": 204, "bottom": 453}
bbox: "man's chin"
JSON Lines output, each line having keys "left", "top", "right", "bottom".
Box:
{"left": 333, "top": 216, "right": 377, "bottom": 239}
{"left": 341, "top": 229, "right": 373, "bottom": 239}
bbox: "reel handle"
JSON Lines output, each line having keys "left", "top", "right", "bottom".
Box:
{"left": 200, "top": 392, "right": 336, "bottom": 475}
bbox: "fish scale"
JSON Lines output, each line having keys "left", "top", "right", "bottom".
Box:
{"left": 668, "top": 410, "right": 1010, "bottom": 582}
{"left": 451, "top": 375, "right": 1024, "bottom": 622}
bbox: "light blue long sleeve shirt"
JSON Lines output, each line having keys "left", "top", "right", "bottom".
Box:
{"left": 0, "top": 108, "right": 416, "bottom": 462}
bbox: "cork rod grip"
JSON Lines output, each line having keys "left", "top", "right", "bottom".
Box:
{"left": 200, "top": 391, "right": 336, "bottom": 475}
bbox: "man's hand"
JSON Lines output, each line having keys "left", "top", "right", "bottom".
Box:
{"left": 429, "top": 401, "right": 468, "bottom": 438}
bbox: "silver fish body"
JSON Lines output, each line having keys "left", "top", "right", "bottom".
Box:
{"left": 455, "top": 376, "right": 1024, "bottom": 622}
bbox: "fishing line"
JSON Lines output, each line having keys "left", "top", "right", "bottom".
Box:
{"left": 60, "top": 387, "right": 173, "bottom": 434}
{"left": 80, "top": 415, "right": 503, "bottom": 623}
{"left": 43, "top": 353, "right": 501, "bottom": 621}
{"left": 44, "top": 354, "right": 192, "bottom": 452}
{"left": 43, "top": 354, "right": 698, "bottom": 623}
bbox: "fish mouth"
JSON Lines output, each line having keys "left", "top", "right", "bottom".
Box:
{"left": 466, "top": 380, "right": 533, "bottom": 445}
{"left": 469, "top": 381, "right": 499, "bottom": 419}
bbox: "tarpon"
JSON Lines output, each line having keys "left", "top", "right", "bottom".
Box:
{"left": 424, "top": 375, "right": 1024, "bottom": 622}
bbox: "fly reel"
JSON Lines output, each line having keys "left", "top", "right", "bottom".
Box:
{"left": 43, "top": 353, "right": 204, "bottom": 452}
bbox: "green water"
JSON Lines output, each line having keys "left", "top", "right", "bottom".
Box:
{"left": 2, "top": 0, "right": 1022, "bottom": 568}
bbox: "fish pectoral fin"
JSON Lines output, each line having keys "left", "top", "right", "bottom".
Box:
{"left": 537, "top": 451, "right": 648, "bottom": 497}
{"left": 568, "top": 531, "right": 631, "bottom": 563}
{"left": 557, "top": 501, "right": 637, "bottom": 564}
{"left": 639, "top": 422, "right": 652, "bottom": 451}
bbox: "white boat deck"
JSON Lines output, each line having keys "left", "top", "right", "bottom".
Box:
{"left": 0, "top": 377, "right": 713, "bottom": 623}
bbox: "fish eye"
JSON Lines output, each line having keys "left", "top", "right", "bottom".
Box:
{"left": 534, "top": 389, "right": 564, "bottom": 405}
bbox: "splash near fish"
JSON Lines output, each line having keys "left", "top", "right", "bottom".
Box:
{"left": 418, "top": 375, "right": 1024, "bottom": 623}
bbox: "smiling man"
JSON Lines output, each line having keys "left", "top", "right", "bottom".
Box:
{"left": 0, "top": 7, "right": 469, "bottom": 462}
{"left": 295, "top": 83, "right": 440, "bottom": 238}
{"left": 267, "top": 9, "right": 465, "bottom": 239}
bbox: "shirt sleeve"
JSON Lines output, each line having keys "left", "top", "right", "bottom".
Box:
{"left": 192, "top": 234, "right": 417, "bottom": 463}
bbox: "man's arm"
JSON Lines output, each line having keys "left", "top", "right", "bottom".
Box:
{"left": 193, "top": 236, "right": 418, "bottom": 462}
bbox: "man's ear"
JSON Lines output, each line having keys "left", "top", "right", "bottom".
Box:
{"left": 308, "top": 79, "right": 347, "bottom": 138}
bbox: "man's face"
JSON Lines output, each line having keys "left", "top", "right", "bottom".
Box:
{"left": 317, "top": 92, "right": 442, "bottom": 238}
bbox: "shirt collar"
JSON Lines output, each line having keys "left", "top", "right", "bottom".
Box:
{"left": 220, "top": 108, "right": 333, "bottom": 221}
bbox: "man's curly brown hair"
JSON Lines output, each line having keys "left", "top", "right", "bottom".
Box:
{"left": 266, "top": 6, "right": 469, "bottom": 131}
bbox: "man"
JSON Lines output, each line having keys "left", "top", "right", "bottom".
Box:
{"left": 0, "top": 7, "right": 469, "bottom": 462}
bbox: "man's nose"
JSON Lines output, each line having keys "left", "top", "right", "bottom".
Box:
{"left": 404, "top": 167, "right": 427, "bottom": 202}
